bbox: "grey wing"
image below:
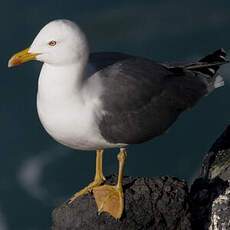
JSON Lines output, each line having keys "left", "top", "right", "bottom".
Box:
{"left": 89, "top": 53, "right": 208, "bottom": 144}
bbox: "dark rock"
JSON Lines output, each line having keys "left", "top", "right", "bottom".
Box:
{"left": 52, "top": 126, "right": 230, "bottom": 230}
{"left": 190, "top": 125, "right": 230, "bottom": 230}
{"left": 209, "top": 187, "right": 230, "bottom": 230}
{"left": 52, "top": 176, "right": 191, "bottom": 230}
{"left": 200, "top": 125, "right": 230, "bottom": 180}
{"left": 190, "top": 177, "right": 228, "bottom": 230}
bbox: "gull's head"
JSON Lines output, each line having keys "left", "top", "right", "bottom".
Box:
{"left": 8, "top": 19, "right": 88, "bottom": 67}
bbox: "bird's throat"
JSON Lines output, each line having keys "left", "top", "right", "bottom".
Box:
{"left": 38, "top": 62, "right": 86, "bottom": 103}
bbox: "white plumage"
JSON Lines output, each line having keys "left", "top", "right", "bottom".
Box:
{"left": 33, "top": 20, "right": 123, "bottom": 150}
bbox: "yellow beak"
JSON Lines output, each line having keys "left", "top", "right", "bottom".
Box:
{"left": 8, "top": 48, "right": 38, "bottom": 68}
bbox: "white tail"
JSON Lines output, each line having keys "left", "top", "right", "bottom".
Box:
{"left": 214, "top": 75, "right": 225, "bottom": 89}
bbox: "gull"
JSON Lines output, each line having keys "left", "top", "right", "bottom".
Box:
{"left": 8, "top": 19, "right": 228, "bottom": 219}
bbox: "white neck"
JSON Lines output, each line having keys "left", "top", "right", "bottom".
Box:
{"left": 36, "top": 55, "right": 111, "bottom": 150}
{"left": 37, "top": 59, "right": 88, "bottom": 104}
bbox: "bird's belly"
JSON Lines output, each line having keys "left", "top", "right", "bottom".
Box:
{"left": 39, "top": 115, "right": 94, "bottom": 150}
{"left": 37, "top": 99, "right": 121, "bottom": 150}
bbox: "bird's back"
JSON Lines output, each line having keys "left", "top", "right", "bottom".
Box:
{"left": 88, "top": 50, "right": 227, "bottom": 144}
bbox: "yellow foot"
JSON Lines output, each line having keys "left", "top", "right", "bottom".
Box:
{"left": 68, "top": 178, "right": 105, "bottom": 204}
{"left": 93, "top": 184, "right": 124, "bottom": 219}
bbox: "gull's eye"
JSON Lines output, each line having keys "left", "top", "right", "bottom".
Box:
{"left": 48, "top": 40, "right": 57, "bottom": 46}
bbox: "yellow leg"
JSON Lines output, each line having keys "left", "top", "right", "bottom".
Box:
{"left": 68, "top": 149, "right": 105, "bottom": 204}
{"left": 93, "top": 148, "right": 127, "bottom": 219}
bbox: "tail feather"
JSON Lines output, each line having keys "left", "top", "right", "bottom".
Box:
{"left": 165, "top": 48, "right": 229, "bottom": 93}
{"left": 214, "top": 75, "right": 225, "bottom": 89}
{"left": 185, "top": 49, "right": 228, "bottom": 77}
{"left": 199, "top": 48, "right": 227, "bottom": 63}
{"left": 186, "top": 48, "right": 228, "bottom": 92}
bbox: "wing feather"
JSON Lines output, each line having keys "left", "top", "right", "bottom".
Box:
{"left": 89, "top": 53, "right": 208, "bottom": 144}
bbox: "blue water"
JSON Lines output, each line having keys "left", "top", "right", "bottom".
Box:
{"left": 0, "top": 0, "right": 230, "bottom": 229}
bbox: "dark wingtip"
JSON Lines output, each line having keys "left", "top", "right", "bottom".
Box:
{"left": 185, "top": 49, "right": 228, "bottom": 77}
{"left": 200, "top": 48, "right": 227, "bottom": 63}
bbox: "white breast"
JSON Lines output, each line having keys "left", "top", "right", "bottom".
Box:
{"left": 36, "top": 63, "right": 119, "bottom": 150}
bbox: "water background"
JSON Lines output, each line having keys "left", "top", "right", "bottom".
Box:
{"left": 0, "top": 0, "right": 230, "bottom": 229}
